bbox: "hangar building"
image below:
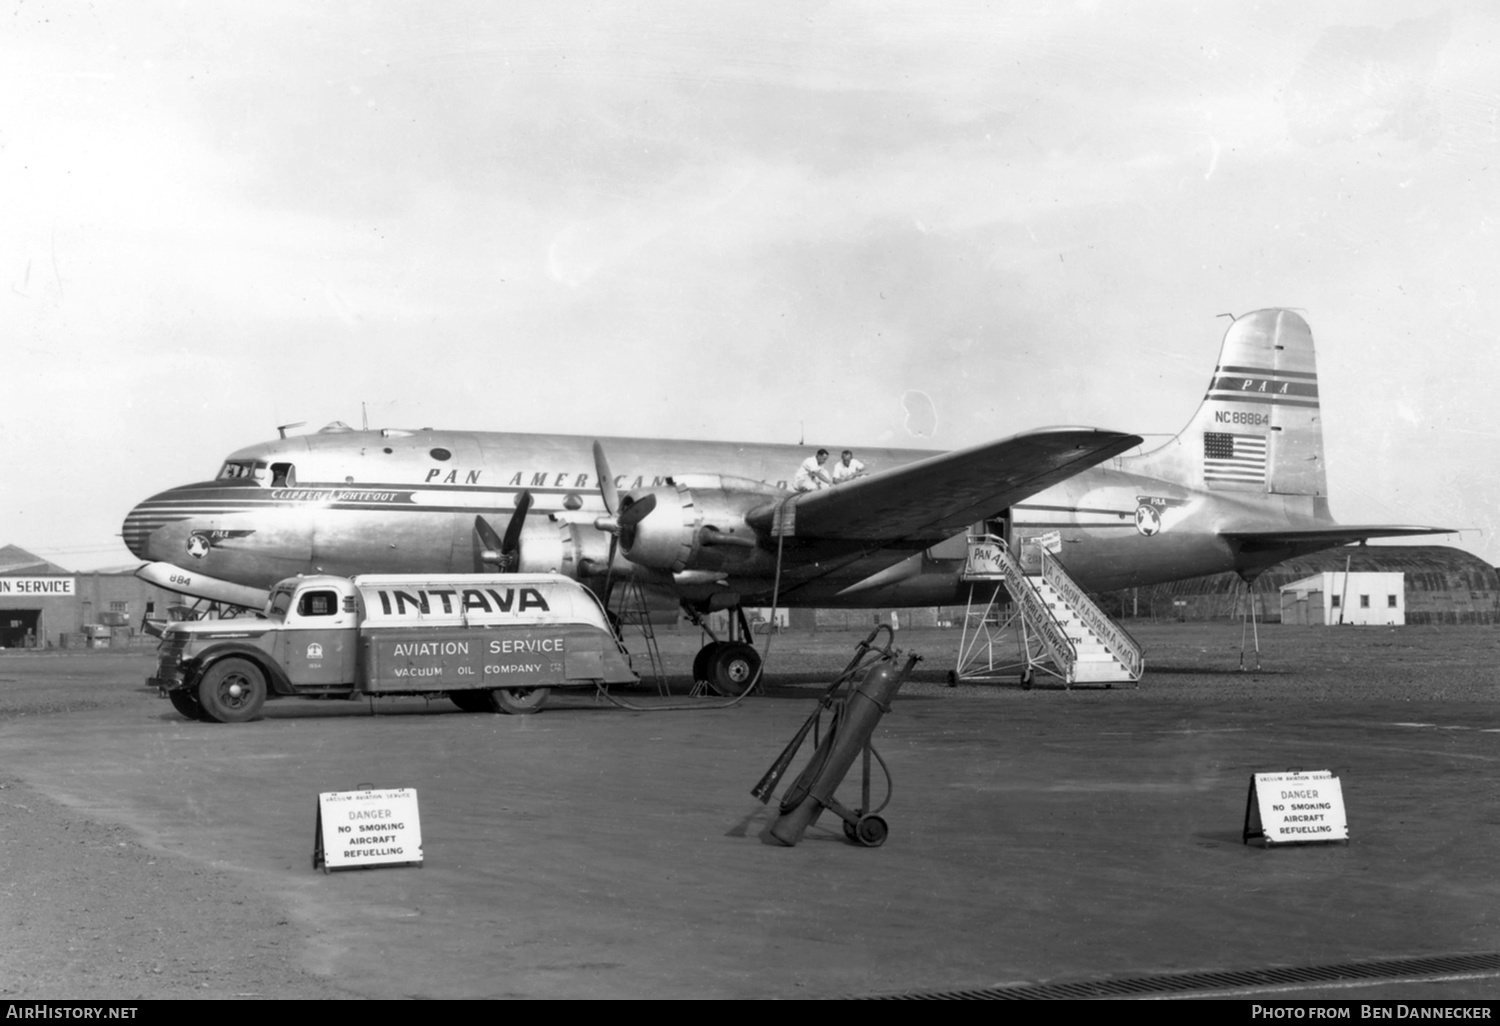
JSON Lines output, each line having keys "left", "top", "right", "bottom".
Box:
{"left": 1114, "top": 546, "right": 1497, "bottom": 625}
{"left": 1279, "top": 571, "right": 1405, "bottom": 626}
{"left": 0, "top": 545, "right": 180, "bottom": 649}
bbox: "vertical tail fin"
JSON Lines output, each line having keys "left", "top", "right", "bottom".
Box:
{"left": 1141, "top": 309, "right": 1327, "bottom": 498}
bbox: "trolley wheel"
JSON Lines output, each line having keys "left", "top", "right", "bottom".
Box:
{"left": 842, "top": 819, "right": 859, "bottom": 843}
{"left": 854, "top": 815, "right": 888, "bottom": 848}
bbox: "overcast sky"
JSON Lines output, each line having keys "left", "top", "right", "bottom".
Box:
{"left": 3, "top": 1, "right": 1495, "bottom": 571}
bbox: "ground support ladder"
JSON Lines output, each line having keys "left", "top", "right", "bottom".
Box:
{"left": 953, "top": 535, "right": 1144, "bottom": 689}
{"left": 606, "top": 579, "right": 668, "bottom": 696}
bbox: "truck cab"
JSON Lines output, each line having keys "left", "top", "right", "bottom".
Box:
{"left": 266, "top": 576, "right": 359, "bottom": 688}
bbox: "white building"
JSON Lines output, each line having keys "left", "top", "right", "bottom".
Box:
{"left": 1279, "top": 572, "right": 1405, "bottom": 626}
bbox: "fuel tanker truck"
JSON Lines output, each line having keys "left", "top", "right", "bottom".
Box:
{"left": 149, "top": 573, "right": 638, "bottom": 722}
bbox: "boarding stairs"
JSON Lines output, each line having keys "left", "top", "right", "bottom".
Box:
{"left": 954, "top": 534, "right": 1143, "bottom": 688}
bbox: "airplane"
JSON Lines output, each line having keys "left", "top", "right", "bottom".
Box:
{"left": 122, "top": 308, "right": 1447, "bottom": 692}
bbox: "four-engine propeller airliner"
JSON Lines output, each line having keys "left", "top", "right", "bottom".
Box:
{"left": 123, "top": 309, "right": 1447, "bottom": 691}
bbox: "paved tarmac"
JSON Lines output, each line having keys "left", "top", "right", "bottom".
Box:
{"left": 3, "top": 628, "right": 1500, "bottom": 1000}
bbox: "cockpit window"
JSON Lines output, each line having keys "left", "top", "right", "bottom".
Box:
{"left": 271, "top": 462, "right": 296, "bottom": 487}
{"left": 217, "top": 460, "right": 269, "bottom": 483}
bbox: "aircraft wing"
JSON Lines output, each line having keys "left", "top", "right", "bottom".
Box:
{"left": 1221, "top": 524, "right": 1454, "bottom": 553}
{"left": 751, "top": 427, "right": 1142, "bottom": 544}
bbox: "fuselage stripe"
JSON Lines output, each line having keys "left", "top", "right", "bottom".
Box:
{"left": 1203, "top": 392, "right": 1320, "bottom": 408}
{"left": 1216, "top": 365, "right": 1318, "bottom": 380}
{"left": 1013, "top": 504, "right": 1136, "bottom": 516}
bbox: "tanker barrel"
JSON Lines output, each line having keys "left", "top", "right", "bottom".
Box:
{"left": 762, "top": 723, "right": 841, "bottom": 845}
{"left": 753, "top": 643, "right": 881, "bottom": 804}
{"left": 751, "top": 704, "right": 825, "bottom": 803}
{"left": 763, "top": 653, "right": 918, "bottom": 847}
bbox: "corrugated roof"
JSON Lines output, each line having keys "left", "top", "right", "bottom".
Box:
{"left": 0, "top": 544, "right": 72, "bottom": 576}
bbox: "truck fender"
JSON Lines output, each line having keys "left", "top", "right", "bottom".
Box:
{"left": 185, "top": 643, "right": 297, "bottom": 697}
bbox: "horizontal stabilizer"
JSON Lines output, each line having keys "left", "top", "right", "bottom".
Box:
{"left": 1222, "top": 525, "right": 1453, "bottom": 553}
{"left": 755, "top": 427, "right": 1142, "bottom": 544}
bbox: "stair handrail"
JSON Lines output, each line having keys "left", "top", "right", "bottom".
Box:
{"left": 983, "top": 537, "right": 1076, "bottom": 675}
{"left": 1039, "top": 550, "right": 1144, "bottom": 679}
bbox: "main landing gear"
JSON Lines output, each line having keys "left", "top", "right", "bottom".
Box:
{"left": 686, "top": 606, "right": 763, "bottom": 697}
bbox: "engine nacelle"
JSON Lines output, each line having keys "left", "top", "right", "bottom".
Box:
{"left": 513, "top": 520, "right": 622, "bottom": 579}
{"left": 619, "top": 475, "right": 786, "bottom": 573}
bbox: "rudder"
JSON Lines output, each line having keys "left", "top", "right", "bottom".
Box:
{"left": 1184, "top": 308, "right": 1326, "bottom": 498}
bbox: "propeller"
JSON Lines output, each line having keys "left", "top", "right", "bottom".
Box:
{"left": 617, "top": 493, "right": 657, "bottom": 549}
{"left": 474, "top": 489, "right": 533, "bottom": 572}
{"left": 593, "top": 440, "right": 619, "bottom": 516}
{"left": 590, "top": 441, "right": 658, "bottom": 601}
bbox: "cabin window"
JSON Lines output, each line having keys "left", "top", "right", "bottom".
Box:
{"left": 297, "top": 591, "right": 338, "bottom": 617}
{"left": 430, "top": 447, "right": 452, "bottom": 461}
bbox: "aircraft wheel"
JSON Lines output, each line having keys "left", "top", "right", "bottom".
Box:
{"left": 1020, "top": 668, "right": 1034, "bottom": 691}
{"left": 855, "top": 815, "right": 889, "bottom": 848}
{"left": 197, "top": 658, "right": 267, "bottom": 724}
{"left": 946, "top": 669, "right": 958, "bottom": 688}
{"left": 692, "top": 642, "right": 723, "bottom": 684}
{"left": 449, "top": 691, "right": 492, "bottom": 713}
{"left": 167, "top": 689, "right": 204, "bottom": 720}
{"left": 706, "top": 642, "right": 760, "bottom": 697}
{"left": 490, "top": 687, "right": 550, "bottom": 715}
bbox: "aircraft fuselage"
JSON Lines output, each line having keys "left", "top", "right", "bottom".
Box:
{"left": 124, "top": 425, "right": 1287, "bottom": 609}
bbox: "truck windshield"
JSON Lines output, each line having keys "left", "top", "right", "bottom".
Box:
{"left": 267, "top": 589, "right": 294, "bottom": 620}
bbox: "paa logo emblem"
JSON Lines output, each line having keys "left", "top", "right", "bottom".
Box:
{"left": 1134, "top": 505, "right": 1162, "bottom": 537}
{"left": 186, "top": 529, "right": 255, "bottom": 559}
{"left": 1134, "top": 495, "right": 1189, "bottom": 538}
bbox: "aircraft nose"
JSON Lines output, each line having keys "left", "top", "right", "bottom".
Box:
{"left": 122, "top": 495, "right": 166, "bottom": 560}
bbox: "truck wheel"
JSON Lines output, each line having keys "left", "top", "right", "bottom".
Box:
{"left": 197, "top": 658, "right": 267, "bottom": 723}
{"left": 449, "top": 691, "right": 492, "bottom": 713}
{"left": 491, "top": 687, "right": 550, "bottom": 715}
{"left": 167, "top": 689, "right": 204, "bottom": 720}
{"left": 706, "top": 642, "right": 760, "bottom": 697}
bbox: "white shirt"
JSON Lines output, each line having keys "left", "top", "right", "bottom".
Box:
{"left": 831, "top": 457, "right": 866, "bottom": 484}
{"left": 794, "top": 455, "right": 832, "bottom": 491}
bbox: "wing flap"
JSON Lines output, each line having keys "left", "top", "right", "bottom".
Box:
{"left": 752, "top": 427, "right": 1142, "bottom": 543}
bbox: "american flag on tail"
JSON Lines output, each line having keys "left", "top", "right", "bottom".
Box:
{"left": 1203, "top": 432, "right": 1267, "bottom": 487}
